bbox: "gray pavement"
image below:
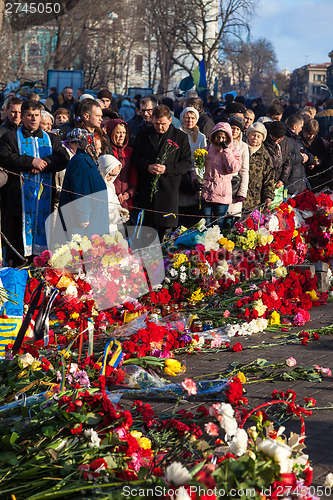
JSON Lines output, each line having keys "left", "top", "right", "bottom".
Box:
{"left": 123, "top": 301, "right": 333, "bottom": 498}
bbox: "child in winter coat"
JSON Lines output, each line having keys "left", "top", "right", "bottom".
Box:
{"left": 97, "top": 155, "right": 130, "bottom": 233}
{"left": 202, "top": 122, "right": 241, "bottom": 230}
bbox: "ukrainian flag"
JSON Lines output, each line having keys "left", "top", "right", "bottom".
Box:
{"left": 272, "top": 80, "right": 279, "bottom": 97}
{"left": 192, "top": 60, "right": 207, "bottom": 93}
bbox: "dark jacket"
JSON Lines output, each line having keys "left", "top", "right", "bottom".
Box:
{"left": 300, "top": 132, "right": 330, "bottom": 191}
{"left": 0, "top": 119, "right": 20, "bottom": 139}
{"left": 197, "top": 112, "right": 215, "bottom": 140}
{"left": 58, "top": 149, "right": 109, "bottom": 239}
{"left": 264, "top": 136, "right": 292, "bottom": 184}
{"left": 132, "top": 124, "right": 191, "bottom": 227}
{"left": 285, "top": 127, "right": 313, "bottom": 194}
{"left": 128, "top": 115, "right": 148, "bottom": 147}
{"left": 0, "top": 126, "right": 68, "bottom": 217}
{"left": 243, "top": 145, "right": 275, "bottom": 212}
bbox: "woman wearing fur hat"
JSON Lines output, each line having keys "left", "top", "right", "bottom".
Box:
{"left": 98, "top": 154, "right": 130, "bottom": 233}
{"left": 202, "top": 122, "right": 241, "bottom": 230}
{"left": 243, "top": 122, "right": 275, "bottom": 212}
{"left": 226, "top": 115, "right": 249, "bottom": 225}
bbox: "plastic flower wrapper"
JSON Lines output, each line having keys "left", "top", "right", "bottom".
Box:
{"left": 193, "top": 148, "right": 207, "bottom": 210}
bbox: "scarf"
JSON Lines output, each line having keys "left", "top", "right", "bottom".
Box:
{"left": 17, "top": 127, "right": 52, "bottom": 256}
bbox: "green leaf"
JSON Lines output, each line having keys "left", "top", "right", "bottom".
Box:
{"left": 256, "top": 358, "right": 271, "bottom": 367}
{"left": 10, "top": 432, "right": 19, "bottom": 445}
{"left": 41, "top": 426, "right": 57, "bottom": 437}
{"left": 86, "top": 412, "right": 102, "bottom": 425}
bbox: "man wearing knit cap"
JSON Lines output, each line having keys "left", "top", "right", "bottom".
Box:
{"left": 264, "top": 120, "right": 291, "bottom": 188}
{"left": 97, "top": 89, "right": 113, "bottom": 109}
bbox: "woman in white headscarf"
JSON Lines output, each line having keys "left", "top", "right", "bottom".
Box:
{"left": 97, "top": 154, "right": 130, "bottom": 233}
{"left": 178, "top": 106, "right": 207, "bottom": 226}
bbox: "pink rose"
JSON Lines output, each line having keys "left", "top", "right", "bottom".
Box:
{"left": 223, "top": 310, "right": 230, "bottom": 318}
{"left": 286, "top": 357, "right": 297, "bottom": 367}
{"left": 235, "top": 288, "right": 243, "bottom": 296}
{"left": 321, "top": 367, "right": 332, "bottom": 378}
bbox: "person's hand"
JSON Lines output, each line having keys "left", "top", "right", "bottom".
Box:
{"left": 313, "top": 157, "right": 320, "bottom": 166}
{"left": 122, "top": 192, "right": 130, "bottom": 201}
{"left": 32, "top": 158, "right": 47, "bottom": 171}
{"left": 119, "top": 208, "right": 130, "bottom": 222}
{"left": 265, "top": 198, "right": 272, "bottom": 208}
{"left": 300, "top": 152, "right": 309, "bottom": 163}
{"left": 80, "top": 222, "right": 89, "bottom": 228}
{"left": 275, "top": 180, "right": 284, "bottom": 189}
{"left": 307, "top": 164, "right": 314, "bottom": 170}
{"left": 235, "top": 196, "right": 245, "bottom": 202}
{"left": 148, "top": 164, "right": 166, "bottom": 175}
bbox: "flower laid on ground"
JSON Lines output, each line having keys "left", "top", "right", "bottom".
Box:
{"left": 181, "top": 378, "right": 197, "bottom": 395}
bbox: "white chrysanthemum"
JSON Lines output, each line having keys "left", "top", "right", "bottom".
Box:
{"left": 204, "top": 225, "right": 222, "bottom": 251}
{"left": 84, "top": 428, "right": 101, "bottom": 448}
{"left": 218, "top": 402, "right": 234, "bottom": 419}
{"left": 266, "top": 214, "right": 280, "bottom": 232}
{"left": 324, "top": 473, "right": 333, "bottom": 488}
{"left": 215, "top": 259, "right": 228, "bottom": 279}
{"left": 225, "top": 324, "right": 240, "bottom": 337}
{"left": 258, "top": 438, "right": 293, "bottom": 473}
{"left": 179, "top": 265, "right": 186, "bottom": 272}
{"left": 164, "top": 462, "right": 192, "bottom": 486}
{"left": 79, "top": 237, "right": 92, "bottom": 252}
{"left": 229, "top": 428, "right": 248, "bottom": 456}
{"left": 170, "top": 268, "right": 178, "bottom": 277}
{"left": 255, "top": 318, "right": 268, "bottom": 332}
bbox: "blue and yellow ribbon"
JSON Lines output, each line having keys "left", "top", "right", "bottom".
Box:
{"left": 101, "top": 339, "right": 123, "bottom": 375}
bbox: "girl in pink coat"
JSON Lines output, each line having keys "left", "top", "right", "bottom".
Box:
{"left": 202, "top": 121, "right": 241, "bottom": 230}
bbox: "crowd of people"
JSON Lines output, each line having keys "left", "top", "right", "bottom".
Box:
{"left": 0, "top": 85, "right": 333, "bottom": 267}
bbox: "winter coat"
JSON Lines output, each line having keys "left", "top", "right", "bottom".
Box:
{"left": 285, "top": 127, "right": 313, "bottom": 195}
{"left": 197, "top": 112, "right": 215, "bottom": 140}
{"left": 132, "top": 124, "right": 191, "bottom": 228}
{"left": 300, "top": 132, "right": 330, "bottom": 191}
{"left": 202, "top": 122, "right": 241, "bottom": 205}
{"left": 264, "top": 136, "right": 292, "bottom": 184}
{"left": 226, "top": 136, "right": 249, "bottom": 216}
{"left": 243, "top": 145, "right": 275, "bottom": 212}
{"left": 315, "top": 107, "right": 333, "bottom": 137}
{"left": 0, "top": 126, "right": 68, "bottom": 217}
{"left": 0, "top": 119, "right": 19, "bottom": 139}
{"left": 119, "top": 100, "right": 135, "bottom": 122}
{"left": 58, "top": 148, "right": 109, "bottom": 239}
{"left": 106, "top": 118, "right": 138, "bottom": 210}
{"left": 179, "top": 125, "right": 207, "bottom": 207}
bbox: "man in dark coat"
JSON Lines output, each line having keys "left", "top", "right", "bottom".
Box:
{"left": 285, "top": 114, "right": 313, "bottom": 195}
{"left": 300, "top": 118, "right": 331, "bottom": 191}
{"left": 132, "top": 105, "right": 191, "bottom": 239}
{"left": 0, "top": 100, "right": 69, "bottom": 267}
{"left": 264, "top": 121, "right": 292, "bottom": 187}
{"left": 0, "top": 97, "right": 22, "bottom": 138}
{"left": 128, "top": 96, "right": 157, "bottom": 147}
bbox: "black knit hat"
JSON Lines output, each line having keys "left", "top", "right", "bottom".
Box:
{"left": 267, "top": 120, "right": 286, "bottom": 138}
{"left": 229, "top": 115, "right": 244, "bottom": 131}
{"left": 225, "top": 102, "right": 246, "bottom": 115}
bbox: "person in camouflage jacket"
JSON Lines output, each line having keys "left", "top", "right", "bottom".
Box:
{"left": 243, "top": 122, "right": 275, "bottom": 212}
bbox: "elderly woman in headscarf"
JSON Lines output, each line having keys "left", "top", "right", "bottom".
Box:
{"left": 97, "top": 154, "right": 130, "bottom": 233}
{"left": 58, "top": 129, "right": 109, "bottom": 240}
{"left": 178, "top": 106, "right": 207, "bottom": 227}
{"left": 105, "top": 118, "right": 138, "bottom": 214}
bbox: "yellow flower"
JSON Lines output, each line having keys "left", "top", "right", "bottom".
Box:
{"left": 17, "top": 369, "right": 28, "bottom": 380}
{"left": 269, "top": 311, "right": 281, "bottom": 326}
{"left": 269, "top": 252, "right": 279, "bottom": 264}
{"left": 253, "top": 299, "right": 267, "bottom": 317}
{"left": 293, "top": 230, "right": 299, "bottom": 237}
{"left": 219, "top": 236, "right": 235, "bottom": 251}
{"left": 71, "top": 312, "right": 80, "bottom": 320}
{"left": 306, "top": 290, "right": 318, "bottom": 301}
{"left": 173, "top": 253, "right": 188, "bottom": 268}
{"left": 237, "top": 371, "right": 247, "bottom": 384}
{"left": 60, "top": 349, "right": 70, "bottom": 360}
{"left": 190, "top": 288, "right": 204, "bottom": 302}
{"left": 164, "top": 359, "right": 185, "bottom": 376}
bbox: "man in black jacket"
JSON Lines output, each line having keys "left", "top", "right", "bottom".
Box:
{"left": 285, "top": 114, "right": 313, "bottom": 195}
{"left": 264, "top": 121, "right": 292, "bottom": 188}
{"left": 132, "top": 105, "right": 191, "bottom": 240}
{"left": 0, "top": 100, "right": 69, "bottom": 266}
{"left": 0, "top": 97, "right": 22, "bottom": 138}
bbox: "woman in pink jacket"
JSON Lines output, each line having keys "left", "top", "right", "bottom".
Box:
{"left": 202, "top": 122, "right": 241, "bottom": 230}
